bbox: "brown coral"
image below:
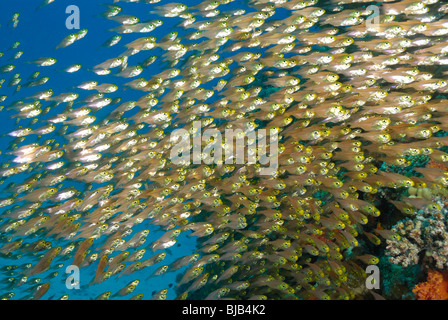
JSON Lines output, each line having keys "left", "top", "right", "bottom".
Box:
{"left": 413, "top": 270, "right": 448, "bottom": 300}
{"left": 427, "top": 159, "right": 448, "bottom": 172}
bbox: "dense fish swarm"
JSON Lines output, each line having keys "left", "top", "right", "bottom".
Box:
{"left": 1, "top": 0, "right": 448, "bottom": 300}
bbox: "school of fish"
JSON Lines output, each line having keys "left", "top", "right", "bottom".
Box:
{"left": 1, "top": 0, "right": 448, "bottom": 300}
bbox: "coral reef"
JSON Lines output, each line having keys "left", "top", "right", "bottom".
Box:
{"left": 378, "top": 256, "right": 419, "bottom": 300}
{"left": 386, "top": 199, "right": 448, "bottom": 269}
{"left": 380, "top": 155, "right": 429, "bottom": 178}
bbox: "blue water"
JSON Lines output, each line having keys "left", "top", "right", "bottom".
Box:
{"left": 0, "top": 0, "right": 218, "bottom": 300}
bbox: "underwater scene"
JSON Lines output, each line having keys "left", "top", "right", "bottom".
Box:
{"left": 0, "top": 0, "right": 448, "bottom": 301}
